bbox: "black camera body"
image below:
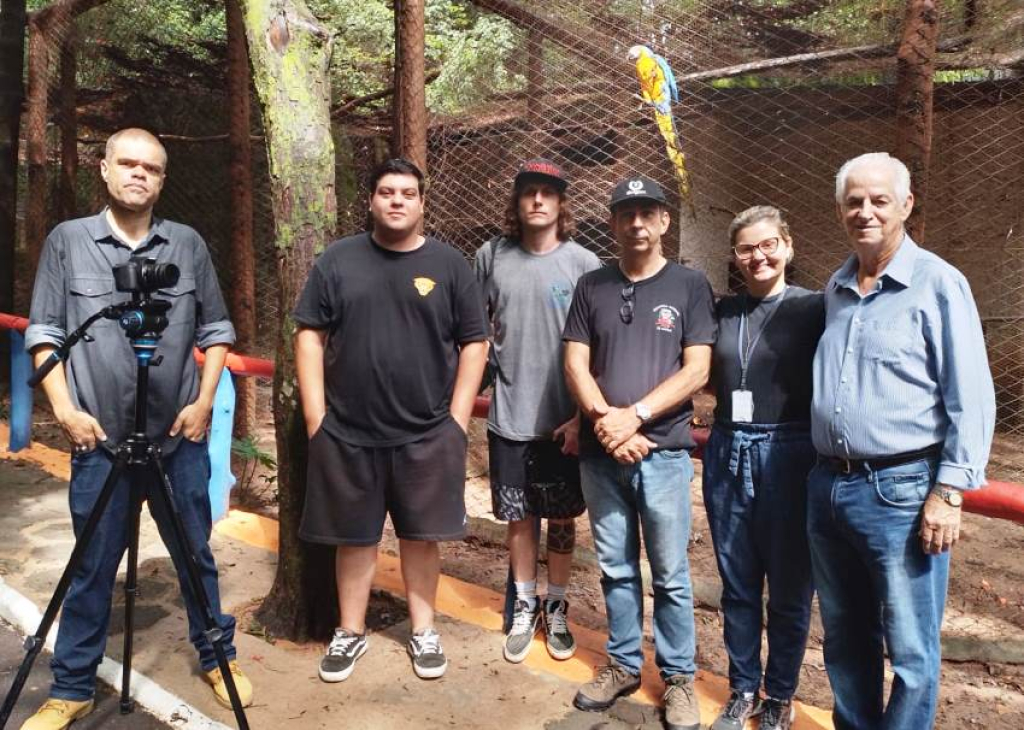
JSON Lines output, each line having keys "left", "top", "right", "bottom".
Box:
{"left": 113, "top": 258, "right": 180, "bottom": 294}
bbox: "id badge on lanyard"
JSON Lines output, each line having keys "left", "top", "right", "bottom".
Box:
{"left": 734, "top": 288, "right": 788, "bottom": 424}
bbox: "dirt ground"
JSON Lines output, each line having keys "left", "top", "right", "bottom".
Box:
{"left": 17, "top": 397, "right": 1024, "bottom": 728}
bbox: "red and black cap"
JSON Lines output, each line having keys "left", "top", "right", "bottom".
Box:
{"left": 514, "top": 158, "right": 569, "bottom": 192}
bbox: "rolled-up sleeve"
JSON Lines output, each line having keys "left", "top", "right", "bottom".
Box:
{"left": 25, "top": 231, "right": 68, "bottom": 351}
{"left": 932, "top": 275, "right": 995, "bottom": 489}
{"left": 192, "top": 236, "right": 236, "bottom": 350}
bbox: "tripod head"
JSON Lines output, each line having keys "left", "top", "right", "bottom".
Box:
{"left": 27, "top": 260, "right": 179, "bottom": 388}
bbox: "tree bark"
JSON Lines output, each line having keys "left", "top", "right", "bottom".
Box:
{"left": 58, "top": 20, "right": 77, "bottom": 221}
{"left": 25, "top": 15, "right": 53, "bottom": 269}
{"left": 896, "top": 0, "right": 939, "bottom": 242}
{"left": 0, "top": 0, "right": 27, "bottom": 391}
{"left": 239, "top": 0, "right": 338, "bottom": 641}
{"left": 526, "top": 27, "right": 542, "bottom": 124}
{"left": 393, "top": 0, "right": 427, "bottom": 172}
{"left": 226, "top": 0, "right": 257, "bottom": 438}
{"left": 24, "top": 0, "right": 108, "bottom": 268}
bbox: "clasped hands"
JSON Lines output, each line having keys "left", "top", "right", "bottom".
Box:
{"left": 592, "top": 404, "right": 655, "bottom": 465}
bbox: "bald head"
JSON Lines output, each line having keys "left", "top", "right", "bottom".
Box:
{"left": 105, "top": 128, "right": 167, "bottom": 170}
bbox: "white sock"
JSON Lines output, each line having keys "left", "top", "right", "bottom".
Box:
{"left": 514, "top": 580, "right": 538, "bottom": 610}
{"left": 546, "top": 583, "right": 567, "bottom": 603}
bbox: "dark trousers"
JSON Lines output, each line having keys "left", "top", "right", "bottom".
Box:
{"left": 702, "top": 422, "right": 815, "bottom": 699}
{"left": 51, "top": 439, "right": 236, "bottom": 701}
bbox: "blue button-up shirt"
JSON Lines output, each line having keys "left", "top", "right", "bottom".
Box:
{"left": 811, "top": 235, "right": 995, "bottom": 489}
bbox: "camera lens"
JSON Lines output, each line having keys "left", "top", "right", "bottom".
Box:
{"left": 140, "top": 262, "right": 180, "bottom": 290}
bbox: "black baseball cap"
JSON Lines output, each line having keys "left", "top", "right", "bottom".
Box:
{"left": 514, "top": 158, "right": 569, "bottom": 192}
{"left": 609, "top": 175, "right": 668, "bottom": 210}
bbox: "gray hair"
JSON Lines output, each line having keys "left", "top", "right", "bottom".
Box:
{"left": 834, "top": 152, "right": 910, "bottom": 205}
{"left": 728, "top": 205, "right": 792, "bottom": 248}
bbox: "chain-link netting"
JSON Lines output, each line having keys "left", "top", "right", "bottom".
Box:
{"left": 9, "top": 0, "right": 1024, "bottom": 480}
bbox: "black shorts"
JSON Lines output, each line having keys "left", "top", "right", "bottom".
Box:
{"left": 300, "top": 418, "right": 469, "bottom": 545}
{"left": 488, "top": 431, "right": 585, "bottom": 522}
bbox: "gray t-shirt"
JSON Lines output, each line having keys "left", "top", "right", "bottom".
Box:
{"left": 475, "top": 237, "right": 602, "bottom": 440}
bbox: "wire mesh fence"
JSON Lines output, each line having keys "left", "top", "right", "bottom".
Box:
{"left": 8, "top": 0, "right": 1024, "bottom": 479}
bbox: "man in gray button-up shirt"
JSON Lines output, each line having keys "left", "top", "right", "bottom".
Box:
{"left": 808, "top": 152, "right": 994, "bottom": 730}
{"left": 21, "top": 128, "right": 252, "bottom": 726}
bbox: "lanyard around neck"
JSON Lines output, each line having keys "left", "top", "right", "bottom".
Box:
{"left": 737, "top": 286, "right": 789, "bottom": 390}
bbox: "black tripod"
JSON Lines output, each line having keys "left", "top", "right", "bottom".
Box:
{"left": 0, "top": 295, "right": 250, "bottom": 729}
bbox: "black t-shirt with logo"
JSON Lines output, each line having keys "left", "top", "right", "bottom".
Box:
{"left": 293, "top": 232, "right": 489, "bottom": 446}
{"left": 562, "top": 261, "right": 717, "bottom": 455}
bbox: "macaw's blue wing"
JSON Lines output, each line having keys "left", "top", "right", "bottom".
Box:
{"left": 655, "top": 54, "right": 679, "bottom": 104}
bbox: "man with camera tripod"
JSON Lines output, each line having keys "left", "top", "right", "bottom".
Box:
{"left": 22, "top": 128, "right": 251, "bottom": 729}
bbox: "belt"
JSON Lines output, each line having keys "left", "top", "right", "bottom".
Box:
{"left": 819, "top": 445, "right": 941, "bottom": 475}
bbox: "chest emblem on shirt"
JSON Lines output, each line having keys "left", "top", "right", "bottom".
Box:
{"left": 653, "top": 304, "right": 679, "bottom": 332}
{"left": 413, "top": 277, "right": 436, "bottom": 296}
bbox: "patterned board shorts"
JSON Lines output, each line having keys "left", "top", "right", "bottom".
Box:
{"left": 487, "top": 431, "right": 586, "bottom": 522}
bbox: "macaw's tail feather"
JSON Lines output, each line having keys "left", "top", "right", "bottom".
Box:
{"left": 653, "top": 111, "right": 697, "bottom": 220}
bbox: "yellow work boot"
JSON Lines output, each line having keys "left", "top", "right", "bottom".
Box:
{"left": 20, "top": 698, "right": 94, "bottom": 730}
{"left": 203, "top": 660, "right": 253, "bottom": 708}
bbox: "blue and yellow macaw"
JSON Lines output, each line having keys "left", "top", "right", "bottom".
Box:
{"left": 628, "top": 44, "right": 696, "bottom": 220}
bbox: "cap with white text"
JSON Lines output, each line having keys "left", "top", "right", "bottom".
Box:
{"left": 608, "top": 175, "right": 668, "bottom": 210}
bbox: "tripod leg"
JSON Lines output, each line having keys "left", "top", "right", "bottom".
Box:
{"left": 118, "top": 474, "right": 145, "bottom": 715}
{"left": 0, "top": 450, "right": 131, "bottom": 729}
{"left": 144, "top": 448, "right": 249, "bottom": 730}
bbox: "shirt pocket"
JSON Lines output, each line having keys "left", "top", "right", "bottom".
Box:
{"left": 157, "top": 275, "right": 197, "bottom": 326}
{"left": 874, "top": 469, "right": 932, "bottom": 509}
{"left": 68, "top": 275, "right": 115, "bottom": 326}
{"left": 863, "top": 317, "right": 915, "bottom": 364}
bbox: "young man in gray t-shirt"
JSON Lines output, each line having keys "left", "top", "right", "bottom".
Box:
{"left": 474, "top": 159, "right": 601, "bottom": 664}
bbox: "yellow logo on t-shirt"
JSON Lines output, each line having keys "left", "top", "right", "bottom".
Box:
{"left": 413, "top": 277, "right": 436, "bottom": 296}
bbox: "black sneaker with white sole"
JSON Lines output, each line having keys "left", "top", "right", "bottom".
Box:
{"left": 504, "top": 599, "right": 541, "bottom": 663}
{"left": 319, "top": 628, "right": 368, "bottom": 682}
{"left": 543, "top": 599, "right": 576, "bottom": 660}
{"left": 408, "top": 627, "right": 448, "bottom": 679}
{"left": 759, "top": 698, "right": 795, "bottom": 730}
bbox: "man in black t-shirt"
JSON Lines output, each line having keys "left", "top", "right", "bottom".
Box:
{"left": 293, "top": 159, "right": 489, "bottom": 684}
{"left": 563, "top": 176, "right": 716, "bottom": 729}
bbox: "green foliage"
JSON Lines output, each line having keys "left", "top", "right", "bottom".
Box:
{"left": 231, "top": 434, "right": 277, "bottom": 498}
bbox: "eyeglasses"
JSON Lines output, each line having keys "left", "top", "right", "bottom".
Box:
{"left": 620, "top": 282, "right": 635, "bottom": 324}
{"left": 733, "top": 237, "right": 781, "bottom": 260}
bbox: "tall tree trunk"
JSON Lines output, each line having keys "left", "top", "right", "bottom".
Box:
{"left": 393, "top": 0, "right": 426, "bottom": 172}
{"left": 226, "top": 0, "right": 257, "bottom": 438}
{"left": 0, "top": 0, "right": 27, "bottom": 392}
{"left": 526, "top": 28, "right": 542, "bottom": 125}
{"left": 25, "top": 15, "right": 52, "bottom": 269}
{"left": 57, "top": 20, "right": 76, "bottom": 221}
{"left": 239, "top": 0, "right": 338, "bottom": 641}
{"left": 895, "top": 0, "right": 938, "bottom": 242}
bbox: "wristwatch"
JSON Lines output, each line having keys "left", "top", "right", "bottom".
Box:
{"left": 634, "top": 402, "right": 652, "bottom": 423}
{"left": 932, "top": 486, "right": 964, "bottom": 508}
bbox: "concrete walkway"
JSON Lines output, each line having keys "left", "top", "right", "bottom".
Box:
{"left": 0, "top": 426, "right": 833, "bottom": 729}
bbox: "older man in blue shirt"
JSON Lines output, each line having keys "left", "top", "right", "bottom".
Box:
{"left": 809, "top": 152, "right": 994, "bottom": 730}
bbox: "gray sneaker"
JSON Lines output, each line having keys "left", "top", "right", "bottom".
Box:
{"left": 573, "top": 663, "right": 641, "bottom": 711}
{"left": 503, "top": 599, "right": 541, "bottom": 663}
{"left": 319, "top": 628, "right": 367, "bottom": 682}
{"left": 711, "top": 690, "right": 763, "bottom": 730}
{"left": 408, "top": 627, "right": 448, "bottom": 679}
{"left": 664, "top": 674, "right": 701, "bottom": 730}
{"left": 759, "top": 698, "right": 795, "bottom": 730}
{"left": 543, "top": 599, "right": 577, "bottom": 660}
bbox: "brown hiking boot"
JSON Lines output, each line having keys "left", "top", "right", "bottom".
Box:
{"left": 573, "top": 663, "right": 641, "bottom": 711}
{"left": 664, "top": 674, "right": 701, "bottom": 730}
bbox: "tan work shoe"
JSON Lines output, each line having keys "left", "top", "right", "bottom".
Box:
{"left": 572, "top": 663, "right": 641, "bottom": 711}
{"left": 20, "top": 698, "right": 94, "bottom": 730}
{"left": 664, "top": 673, "right": 701, "bottom": 730}
{"left": 203, "top": 660, "right": 253, "bottom": 708}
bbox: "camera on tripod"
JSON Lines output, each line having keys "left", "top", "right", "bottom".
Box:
{"left": 113, "top": 257, "right": 179, "bottom": 293}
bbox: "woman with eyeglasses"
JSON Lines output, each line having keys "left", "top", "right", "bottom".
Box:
{"left": 703, "top": 206, "right": 824, "bottom": 730}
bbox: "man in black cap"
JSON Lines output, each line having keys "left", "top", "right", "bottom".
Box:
{"left": 474, "top": 159, "right": 601, "bottom": 664}
{"left": 563, "top": 176, "right": 716, "bottom": 729}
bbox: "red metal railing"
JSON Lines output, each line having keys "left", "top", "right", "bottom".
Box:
{"left": 3, "top": 311, "right": 1022, "bottom": 523}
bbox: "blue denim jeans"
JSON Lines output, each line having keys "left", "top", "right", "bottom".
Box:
{"left": 51, "top": 439, "right": 237, "bottom": 701}
{"left": 702, "top": 422, "right": 815, "bottom": 700}
{"left": 807, "top": 457, "right": 948, "bottom": 730}
{"left": 580, "top": 448, "right": 696, "bottom": 679}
